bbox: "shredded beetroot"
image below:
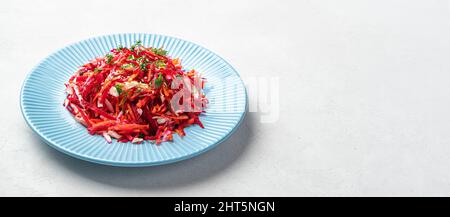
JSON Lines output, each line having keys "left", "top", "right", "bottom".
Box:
{"left": 64, "top": 41, "right": 207, "bottom": 144}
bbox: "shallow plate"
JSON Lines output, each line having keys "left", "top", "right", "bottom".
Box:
{"left": 20, "top": 33, "right": 247, "bottom": 167}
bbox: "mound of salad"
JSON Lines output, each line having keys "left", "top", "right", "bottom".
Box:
{"left": 64, "top": 41, "right": 207, "bottom": 144}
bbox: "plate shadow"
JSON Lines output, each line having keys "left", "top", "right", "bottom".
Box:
{"left": 32, "top": 112, "right": 256, "bottom": 190}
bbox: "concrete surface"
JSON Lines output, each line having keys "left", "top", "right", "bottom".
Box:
{"left": 1, "top": 0, "right": 450, "bottom": 196}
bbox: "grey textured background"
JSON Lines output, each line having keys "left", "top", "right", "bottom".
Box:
{"left": 1, "top": 0, "right": 450, "bottom": 196}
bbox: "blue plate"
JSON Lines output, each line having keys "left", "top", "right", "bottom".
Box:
{"left": 20, "top": 33, "right": 247, "bottom": 167}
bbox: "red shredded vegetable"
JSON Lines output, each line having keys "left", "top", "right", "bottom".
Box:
{"left": 64, "top": 41, "right": 207, "bottom": 144}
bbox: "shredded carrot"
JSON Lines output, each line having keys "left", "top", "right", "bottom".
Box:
{"left": 64, "top": 41, "right": 207, "bottom": 144}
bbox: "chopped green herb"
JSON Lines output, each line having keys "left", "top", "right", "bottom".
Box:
{"left": 131, "top": 40, "right": 142, "bottom": 51}
{"left": 140, "top": 62, "right": 148, "bottom": 72}
{"left": 121, "top": 63, "right": 134, "bottom": 69}
{"left": 94, "top": 68, "right": 102, "bottom": 73}
{"left": 154, "top": 73, "right": 163, "bottom": 88}
{"left": 115, "top": 83, "right": 124, "bottom": 95}
{"left": 106, "top": 53, "right": 114, "bottom": 64}
{"left": 127, "top": 55, "right": 135, "bottom": 60}
{"left": 137, "top": 56, "right": 149, "bottom": 63}
{"left": 137, "top": 56, "right": 150, "bottom": 72}
{"left": 139, "top": 133, "right": 145, "bottom": 138}
{"left": 151, "top": 47, "right": 168, "bottom": 56}
{"left": 155, "top": 59, "right": 166, "bottom": 68}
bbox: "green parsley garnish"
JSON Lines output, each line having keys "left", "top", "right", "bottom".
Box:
{"left": 106, "top": 53, "right": 114, "bottom": 64}
{"left": 121, "top": 63, "right": 134, "bottom": 70}
{"left": 151, "top": 47, "right": 168, "bottom": 56}
{"left": 136, "top": 57, "right": 149, "bottom": 72}
{"left": 154, "top": 73, "right": 163, "bottom": 88}
{"left": 155, "top": 59, "right": 166, "bottom": 68}
{"left": 140, "top": 62, "right": 148, "bottom": 72}
{"left": 130, "top": 40, "right": 142, "bottom": 51}
{"left": 115, "top": 83, "right": 124, "bottom": 95}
